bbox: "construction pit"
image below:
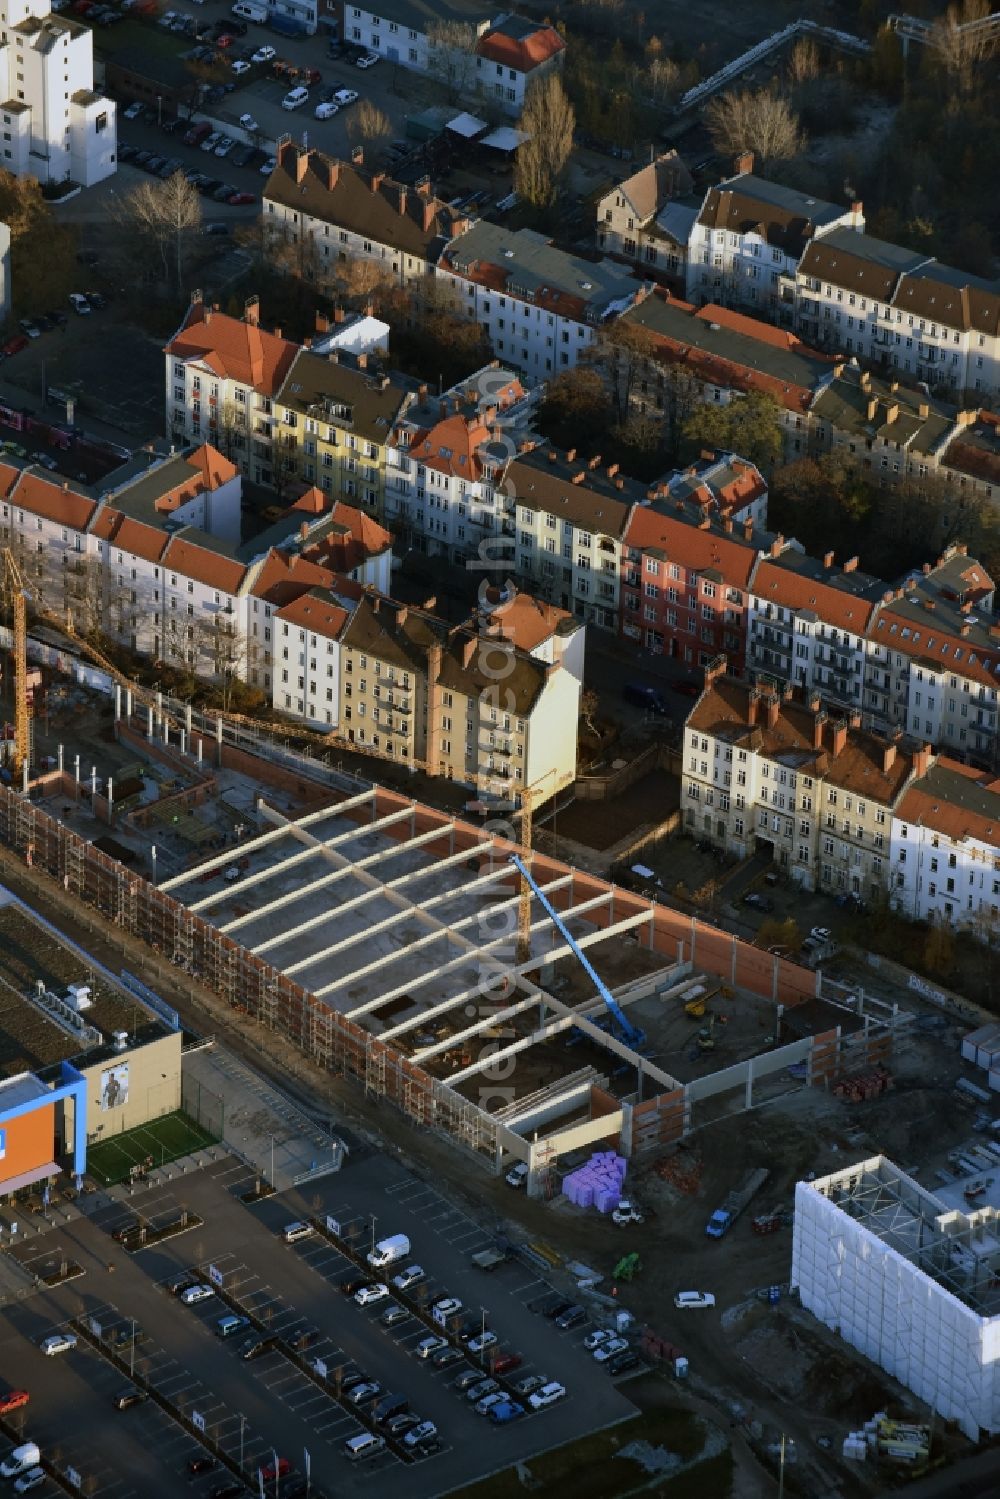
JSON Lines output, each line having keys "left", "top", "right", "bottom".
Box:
{"left": 138, "top": 784, "right": 895, "bottom": 1187}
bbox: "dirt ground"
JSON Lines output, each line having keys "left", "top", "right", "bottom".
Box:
{"left": 547, "top": 770, "right": 678, "bottom": 853}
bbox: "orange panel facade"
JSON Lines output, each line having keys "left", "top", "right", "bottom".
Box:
{"left": 0, "top": 1101, "right": 55, "bottom": 1189}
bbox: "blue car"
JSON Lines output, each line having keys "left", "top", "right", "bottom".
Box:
{"left": 489, "top": 1400, "right": 525, "bottom": 1425}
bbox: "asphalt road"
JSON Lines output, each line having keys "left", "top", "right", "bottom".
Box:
{"left": 0, "top": 1150, "right": 638, "bottom": 1496}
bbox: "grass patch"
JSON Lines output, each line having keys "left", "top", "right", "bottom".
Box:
{"left": 87, "top": 1110, "right": 218, "bottom": 1186}
{"left": 449, "top": 1406, "right": 708, "bottom": 1499}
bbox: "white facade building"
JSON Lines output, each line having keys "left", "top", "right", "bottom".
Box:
{"left": 439, "top": 222, "right": 644, "bottom": 382}
{"left": 890, "top": 756, "right": 1000, "bottom": 935}
{"left": 794, "top": 1158, "right": 1000, "bottom": 1442}
{"left": 0, "top": 0, "right": 115, "bottom": 187}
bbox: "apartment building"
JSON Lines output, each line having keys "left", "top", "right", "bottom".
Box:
{"left": 263, "top": 142, "right": 468, "bottom": 289}
{"left": 681, "top": 670, "right": 922, "bottom": 898}
{"left": 473, "top": 15, "right": 565, "bottom": 115}
{"left": 338, "top": 0, "right": 489, "bottom": 73}
{"left": 165, "top": 296, "right": 297, "bottom": 487}
{"left": 596, "top": 152, "right": 695, "bottom": 292}
{"left": 793, "top": 228, "right": 1000, "bottom": 402}
{"left": 892, "top": 758, "right": 1000, "bottom": 934}
{"left": 685, "top": 154, "right": 864, "bottom": 320}
{"left": 384, "top": 366, "right": 530, "bottom": 562}
{"left": 0, "top": 0, "right": 115, "bottom": 188}
{"left": 271, "top": 587, "right": 351, "bottom": 725}
{"left": 439, "top": 221, "right": 644, "bottom": 381}
{"left": 747, "top": 548, "right": 887, "bottom": 712}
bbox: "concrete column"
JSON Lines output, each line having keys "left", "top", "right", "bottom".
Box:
{"left": 147, "top": 706, "right": 154, "bottom": 739}
{"left": 114, "top": 683, "right": 121, "bottom": 721}
{"left": 180, "top": 730, "right": 187, "bottom": 756}
{"left": 57, "top": 745, "right": 63, "bottom": 773}
{"left": 106, "top": 777, "right": 113, "bottom": 823}
{"left": 163, "top": 721, "right": 169, "bottom": 747}
{"left": 745, "top": 1056, "right": 754, "bottom": 1109}
{"left": 73, "top": 754, "right": 80, "bottom": 785}
{"left": 185, "top": 705, "right": 193, "bottom": 735}
{"left": 690, "top": 916, "right": 697, "bottom": 966}
{"left": 216, "top": 718, "right": 223, "bottom": 767}
{"left": 196, "top": 738, "right": 203, "bottom": 766}
{"left": 151, "top": 845, "right": 157, "bottom": 884}
{"left": 90, "top": 767, "right": 97, "bottom": 798}
{"left": 21, "top": 761, "right": 28, "bottom": 794}
{"left": 126, "top": 689, "right": 133, "bottom": 719}
{"left": 730, "top": 933, "right": 737, "bottom": 985}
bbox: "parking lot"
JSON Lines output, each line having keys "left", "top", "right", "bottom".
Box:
{"left": 0, "top": 1149, "right": 639, "bottom": 1496}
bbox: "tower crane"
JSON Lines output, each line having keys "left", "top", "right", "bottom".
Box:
{"left": 509, "top": 853, "right": 647, "bottom": 1050}
{"left": 1, "top": 548, "right": 28, "bottom": 777}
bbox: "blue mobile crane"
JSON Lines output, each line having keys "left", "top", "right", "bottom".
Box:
{"left": 509, "top": 854, "right": 647, "bottom": 1051}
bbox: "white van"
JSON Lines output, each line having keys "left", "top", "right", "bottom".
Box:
{"left": 367, "top": 1233, "right": 410, "bottom": 1269}
{"left": 0, "top": 1446, "right": 41, "bottom": 1479}
{"left": 281, "top": 86, "right": 309, "bottom": 110}
{"left": 343, "top": 1432, "right": 385, "bottom": 1461}
{"left": 232, "top": 0, "right": 268, "bottom": 19}
{"left": 282, "top": 1220, "right": 313, "bottom": 1244}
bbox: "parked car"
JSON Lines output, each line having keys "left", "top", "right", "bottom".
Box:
{"left": 466, "top": 1329, "right": 498, "bottom": 1355}
{"left": 528, "top": 1380, "right": 567, "bottom": 1409}
{"left": 179, "top": 1284, "right": 214, "bottom": 1305}
{"left": 200, "top": 131, "right": 222, "bottom": 152}
{"left": 489, "top": 1400, "right": 525, "bottom": 1424}
{"left": 214, "top": 136, "right": 235, "bottom": 157}
{"left": 40, "top": 1332, "right": 78, "bottom": 1355}
{"left": 392, "top": 1264, "right": 424, "bottom": 1291}
{"left": 251, "top": 43, "right": 275, "bottom": 62}
{"left": 431, "top": 1345, "right": 464, "bottom": 1369}
{"left": 281, "top": 86, "right": 309, "bottom": 110}
{"left": 216, "top": 1314, "right": 250, "bottom": 1339}
{"left": 346, "top": 1381, "right": 382, "bottom": 1406}
{"left": 543, "top": 1298, "right": 574, "bottom": 1320}
{"left": 380, "top": 1304, "right": 409, "bottom": 1329}
{"left": 18, "top": 319, "right": 41, "bottom": 339}
{"left": 491, "top": 1351, "right": 523, "bottom": 1376}
{"left": 259, "top": 154, "right": 277, "bottom": 175}
{"left": 354, "top": 1282, "right": 389, "bottom": 1307}
{"left": 384, "top": 1412, "right": 419, "bottom": 1437}
{"left": 475, "top": 1391, "right": 507, "bottom": 1416}
{"left": 593, "top": 1337, "right": 628, "bottom": 1363}
{"left": 227, "top": 191, "right": 256, "bottom": 205}
{"left": 338, "top": 1273, "right": 370, "bottom": 1296}
{"left": 240, "top": 1334, "right": 274, "bottom": 1360}
{"left": 416, "top": 1334, "right": 448, "bottom": 1360}
{"left": 356, "top": 50, "right": 378, "bottom": 66}
{"left": 466, "top": 1378, "right": 499, "bottom": 1403}
{"left": 554, "top": 1305, "right": 586, "bottom": 1330}
{"left": 454, "top": 1368, "right": 486, "bottom": 1392}
{"left": 314, "top": 101, "right": 338, "bottom": 119}
{"left": 401, "top": 1420, "right": 438, "bottom": 1451}
{"left": 259, "top": 1458, "right": 291, "bottom": 1482}
{"left": 585, "top": 1328, "right": 615, "bottom": 1351}
{"left": 513, "top": 1373, "right": 548, "bottom": 1396}
{"left": 231, "top": 58, "right": 251, "bottom": 74}
{"left": 0, "top": 1391, "right": 29, "bottom": 1415}
{"left": 238, "top": 111, "right": 259, "bottom": 132}
{"left": 187, "top": 1457, "right": 218, "bottom": 1475}
{"left": 606, "top": 1349, "right": 640, "bottom": 1375}
{"left": 743, "top": 892, "right": 774, "bottom": 911}
{"left": 0, "top": 334, "right": 28, "bottom": 357}
{"left": 673, "top": 1291, "right": 715, "bottom": 1309}
{"left": 333, "top": 87, "right": 358, "bottom": 105}
{"left": 113, "top": 1387, "right": 148, "bottom": 1410}
{"left": 810, "top": 926, "right": 833, "bottom": 944}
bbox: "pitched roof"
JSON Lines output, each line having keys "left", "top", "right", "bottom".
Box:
{"left": 611, "top": 151, "right": 693, "bottom": 223}
{"left": 438, "top": 630, "right": 549, "bottom": 714}
{"left": 752, "top": 554, "right": 884, "bottom": 633}
{"left": 275, "top": 587, "right": 351, "bottom": 640}
{"left": 810, "top": 363, "right": 955, "bottom": 457}
{"left": 297, "top": 495, "right": 394, "bottom": 572}
{"left": 11, "top": 470, "right": 96, "bottom": 531}
{"left": 797, "top": 228, "right": 930, "bottom": 301}
{"left": 274, "top": 348, "right": 411, "bottom": 442}
{"left": 472, "top": 589, "right": 576, "bottom": 652}
{"left": 442, "top": 221, "right": 639, "bottom": 323}
{"left": 248, "top": 547, "right": 338, "bottom": 607}
{"left": 410, "top": 412, "right": 492, "bottom": 479}
{"left": 895, "top": 759, "right": 1000, "bottom": 847}
{"left": 477, "top": 17, "right": 565, "bottom": 71}
{"left": 625, "top": 506, "right": 756, "bottom": 587}
{"left": 103, "top": 514, "right": 170, "bottom": 564}
{"left": 892, "top": 263, "right": 1000, "bottom": 337}
{"left": 165, "top": 302, "right": 297, "bottom": 396}
{"left": 110, "top": 445, "right": 240, "bottom": 523}
{"left": 162, "top": 535, "right": 246, "bottom": 594}
{"left": 264, "top": 144, "right": 464, "bottom": 261}
{"left": 697, "top": 173, "right": 847, "bottom": 256}
{"left": 503, "top": 452, "right": 633, "bottom": 537}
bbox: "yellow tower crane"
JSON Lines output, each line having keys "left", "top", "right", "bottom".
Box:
{"left": 1, "top": 548, "right": 28, "bottom": 777}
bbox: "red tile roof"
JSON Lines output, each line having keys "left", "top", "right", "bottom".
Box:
{"left": 625, "top": 506, "right": 756, "bottom": 587}
{"left": 106, "top": 515, "right": 170, "bottom": 565}
{"left": 165, "top": 303, "right": 297, "bottom": 396}
{"left": 410, "top": 414, "right": 491, "bottom": 479}
{"left": 872, "top": 605, "right": 1000, "bottom": 687}
{"left": 249, "top": 547, "right": 337, "bottom": 607}
{"left": 753, "top": 558, "right": 879, "bottom": 633}
{"left": 477, "top": 23, "right": 565, "bottom": 71}
{"left": 477, "top": 589, "right": 575, "bottom": 652}
{"left": 12, "top": 472, "right": 96, "bottom": 531}
{"left": 0, "top": 462, "right": 20, "bottom": 499}
{"left": 155, "top": 445, "right": 239, "bottom": 514}
{"left": 276, "top": 590, "right": 350, "bottom": 639}
{"left": 895, "top": 758, "right": 1000, "bottom": 846}
{"left": 162, "top": 536, "right": 246, "bottom": 594}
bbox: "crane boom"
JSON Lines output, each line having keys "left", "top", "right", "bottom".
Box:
{"left": 508, "top": 853, "right": 644, "bottom": 1047}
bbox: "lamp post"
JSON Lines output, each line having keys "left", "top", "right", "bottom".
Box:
{"left": 270, "top": 1133, "right": 275, "bottom": 1188}
{"left": 370, "top": 1215, "right": 377, "bottom": 1262}
{"left": 130, "top": 1317, "right": 136, "bottom": 1378}
{"left": 238, "top": 1413, "right": 246, "bottom": 1474}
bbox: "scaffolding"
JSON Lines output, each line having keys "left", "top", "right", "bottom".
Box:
{"left": 172, "top": 909, "right": 195, "bottom": 973}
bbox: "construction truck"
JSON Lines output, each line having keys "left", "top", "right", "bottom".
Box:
{"left": 705, "top": 1168, "right": 770, "bottom": 1239}
{"left": 471, "top": 1244, "right": 511, "bottom": 1272}
{"left": 611, "top": 1198, "right": 645, "bottom": 1226}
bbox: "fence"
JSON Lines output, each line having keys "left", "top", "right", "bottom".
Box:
{"left": 574, "top": 742, "right": 680, "bottom": 801}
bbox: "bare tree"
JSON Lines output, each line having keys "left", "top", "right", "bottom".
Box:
{"left": 347, "top": 100, "right": 392, "bottom": 144}
{"left": 647, "top": 56, "right": 681, "bottom": 104}
{"left": 932, "top": 0, "right": 996, "bottom": 92}
{"left": 704, "top": 86, "right": 804, "bottom": 166}
{"left": 590, "top": 320, "right": 658, "bottom": 423}
{"left": 515, "top": 74, "right": 576, "bottom": 212}
{"left": 426, "top": 19, "right": 480, "bottom": 102}
{"left": 787, "top": 35, "right": 820, "bottom": 85}
{"left": 120, "top": 171, "right": 202, "bottom": 289}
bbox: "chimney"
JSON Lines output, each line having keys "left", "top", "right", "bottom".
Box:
{"left": 811, "top": 705, "right": 826, "bottom": 749}
{"left": 424, "top": 595, "right": 436, "bottom": 611}
{"left": 733, "top": 149, "right": 754, "bottom": 175}
{"left": 588, "top": 454, "right": 602, "bottom": 469}
{"left": 705, "top": 655, "right": 727, "bottom": 685}
{"left": 418, "top": 383, "right": 428, "bottom": 401}
{"left": 203, "top": 307, "right": 212, "bottom": 325}
{"left": 764, "top": 693, "right": 780, "bottom": 729}
{"left": 566, "top": 448, "right": 576, "bottom": 462}
{"left": 722, "top": 516, "right": 733, "bottom": 533}
{"left": 747, "top": 691, "right": 760, "bottom": 727}
{"left": 866, "top": 397, "right": 878, "bottom": 422}
{"left": 439, "top": 401, "right": 448, "bottom": 419}
{"left": 912, "top": 744, "right": 932, "bottom": 778}
{"left": 860, "top": 371, "right": 871, "bottom": 392}
{"left": 243, "top": 296, "right": 260, "bottom": 326}
{"left": 918, "top": 402, "right": 930, "bottom": 419}
{"left": 607, "top": 462, "right": 619, "bottom": 479}
{"left": 370, "top": 171, "right": 385, "bottom": 193}
{"left": 372, "top": 595, "right": 380, "bottom": 614}
{"left": 851, "top": 200, "right": 863, "bottom": 221}
{"left": 829, "top": 721, "right": 848, "bottom": 757}
{"left": 315, "top": 312, "right": 330, "bottom": 334}
{"left": 889, "top": 380, "right": 899, "bottom": 393}
{"left": 303, "top": 336, "right": 312, "bottom": 350}
{"left": 423, "top": 200, "right": 436, "bottom": 232}
{"left": 885, "top": 402, "right": 899, "bottom": 424}
{"left": 572, "top": 471, "right": 586, "bottom": 485}
{"left": 295, "top": 148, "right": 310, "bottom": 184}
{"left": 358, "top": 353, "right": 368, "bottom": 369}
{"left": 278, "top": 139, "right": 295, "bottom": 170}
{"left": 843, "top": 556, "right": 858, "bottom": 574}
{"left": 462, "top": 635, "right": 476, "bottom": 668}
{"left": 743, "top": 517, "right": 753, "bottom": 542}
{"left": 325, "top": 159, "right": 339, "bottom": 190}
{"left": 351, "top": 145, "right": 364, "bottom": 165}
{"left": 616, "top": 477, "right": 625, "bottom": 490}
{"left": 273, "top": 326, "right": 282, "bottom": 338}
{"left": 396, "top": 605, "right": 407, "bottom": 628}
{"left": 333, "top": 305, "right": 346, "bottom": 323}
{"left": 548, "top": 450, "right": 557, "bottom": 463}
{"left": 823, "top": 550, "right": 834, "bottom": 569}
{"left": 833, "top": 362, "right": 845, "bottom": 378}
{"left": 770, "top": 534, "right": 784, "bottom": 558}
{"left": 415, "top": 174, "right": 432, "bottom": 198}
{"left": 299, "top": 521, "right": 309, "bottom": 542}
{"left": 882, "top": 742, "right": 897, "bottom": 774}
{"left": 396, "top": 184, "right": 407, "bottom": 214}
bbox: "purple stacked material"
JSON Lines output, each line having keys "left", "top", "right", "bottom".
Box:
{"left": 561, "top": 1150, "right": 627, "bottom": 1212}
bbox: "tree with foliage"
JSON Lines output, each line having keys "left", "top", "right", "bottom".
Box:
{"left": 535, "top": 367, "right": 612, "bottom": 452}
{"left": 590, "top": 319, "right": 658, "bottom": 423}
{"left": 705, "top": 86, "right": 804, "bottom": 166}
{"left": 0, "top": 171, "right": 76, "bottom": 315}
{"left": 515, "top": 74, "right": 576, "bottom": 212}
{"left": 683, "top": 391, "right": 783, "bottom": 472}
{"left": 120, "top": 170, "right": 201, "bottom": 289}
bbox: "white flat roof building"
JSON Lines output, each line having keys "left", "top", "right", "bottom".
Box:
{"left": 793, "top": 1155, "right": 1000, "bottom": 1440}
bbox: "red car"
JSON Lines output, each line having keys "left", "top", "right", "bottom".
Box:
{"left": 492, "top": 1351, "right": 522, "bottom": 1375}
{"left": 1, "top": 333, "right": 29, "bottom": 357}
{"left": 0, "top": 1390, "right": 29, "bottom": 1415}
{"left": 259, "top": 1458, "right": 291, "bottom": 1481}
{"left": 216, "top": 32, "right": 234, "bottom": 46}
{"left": 227, "top": 192, "right": 256, "bottom": 205}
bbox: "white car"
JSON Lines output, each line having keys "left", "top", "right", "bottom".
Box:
{"left": 466, "top": 1329, "right": 498, "bottom": 1355}
{"left": 281, "top": 86, "right": 309, "bottom": 110}
{"left": 40, "top": 1331, "right": 78, "bottom": 1356}
{"left": 231, "top": 59, "right": 251, "bottom": 75}
{"left": 475, "top": 1391, "right": 506, "bottom": 1416}
{"left": 809, "top": 926, "right": 833, "bottom": 944}
{"left": 258, "top": 155, "right": 277, "bottom": 176}
{"left": 415, "top": 1334, "right": 448, "bottom": 1360}
{"left": 68, "top": 292, "right": 91, "bottom": 315}
{"left": 392, "top": 1264, "right": 424, "bottom": 1291}
{"left": 356, "top": 50, "right": 378, "bottom": 67}
{"left": 333, "top": 88, "right": 358, "bottom": 105}
{"left": 584, "top": 1328, "right": 614, "bottom": 1352}
{"left": 13, "top": 1474, "right": 46, "bottom": 1496}
{"left": 354, "top": 1282, "right": 389, "bottom": 1307}
{"left": 251, "top": 44, "right": 275, "bottom": 63}
{"left": 180, "top": 1283, "right": 215, "bottom": 1305}
{"left": 673, "top": 1291, "right": 716, "bottom": 1310}
{"left": 238, "top": 112, "right": 259, "bottom": 131}
{"left": 593, "top": 1337, "right": 628, "bottom": 1363}
{"left": 528, "top": 1380, "right": 566, "bottom": 1410}
{"left": 200, "top": 131, "right": 222, "bottom": 152}
{"left": 505, "top": 1162, "right": 528, "bottom": 1188}
{"left": 282, "top": 1220, "right": 312, "bottom": 1244}
{"left": 314, "top": 101, "right": 338, "bottom": 119}
{"left": 214, "top": 136, "right": 235, "bottom": 157}
{"left": 122, "top": 101, "right": 143, "bottom": 119}
{"left": 432, "top": 1296, "right": 462, "bottom": 1320}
